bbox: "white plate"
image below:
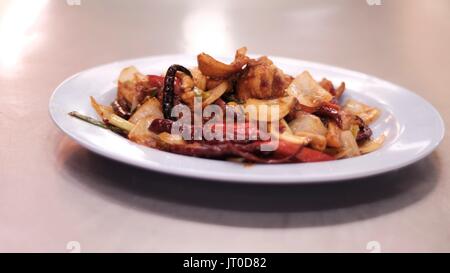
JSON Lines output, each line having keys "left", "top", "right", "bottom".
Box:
{"left": 49, "top": 54, "right": 445, "bottom": 184}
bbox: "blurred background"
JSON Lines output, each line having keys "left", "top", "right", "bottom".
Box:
{"left": 1, "top": 0, "right": 449, "bottom": 116}
{"left": 0, "top": 0, "right": 449, "bottom": 252}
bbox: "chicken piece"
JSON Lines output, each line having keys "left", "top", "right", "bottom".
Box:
{"left": 197, "top": 47, "right": 250, "bottom": 79}
{"left": 236, "top": 56, "right": 292, "bottom": 101}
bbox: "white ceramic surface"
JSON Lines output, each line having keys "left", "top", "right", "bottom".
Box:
{"left": 49, "top": 55, "right": 445, "bottom": 183}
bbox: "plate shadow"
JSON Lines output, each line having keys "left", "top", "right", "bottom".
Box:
{"left": 57, "top": 137, "right": 441, "bottom": 228}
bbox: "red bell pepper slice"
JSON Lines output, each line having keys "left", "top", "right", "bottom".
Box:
{"left": 147, "top": 75, "right": 165, "bottom": 88}
{"left": 275, "top": 140, "right": 335, "bottom": 163}
{"left": 296, "top": 147, "right": 335, "bottom": 162}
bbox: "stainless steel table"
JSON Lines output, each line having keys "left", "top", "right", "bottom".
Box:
{"left": 1, "top": 0, "right": 449, "bottom": 252}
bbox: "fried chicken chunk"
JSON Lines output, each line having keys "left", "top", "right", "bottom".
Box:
{"left": 236, "top": 56, "right": 292, "bottom": 100}
{"left": 198, "top": 47, "right": 249, "bottom": 79}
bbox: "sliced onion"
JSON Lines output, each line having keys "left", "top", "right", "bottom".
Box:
{"left": 360, "top": 134, "right": 385, "bottom": 154}
{"left": 280, "top": 119, "right": 293, "bottom": 134}
{"left": 158, "top": 132, "right": 185, "bottom": 145}
{"left": 326, "top": 121, "right": 342, "bottom": 148}
{"left": 181, "top": 82, "right": 229, "bottom": 108}
{"left": 128, "top": 97, "right": 163, "bottom": 124}
{"left": 202, "top": 81, "right": 229, "bottom": 107}
{"left": 128, "top": 117, "right": 160, "bottom": 147}
{"left": 118, "top": 66, "right": 146, "bottom": 83}
{"left": 117, "top": 66, "right": 148, "bottom": 108}
{"left": 294, "top": 131, "right": 327, "bottom": 151}
{"left": 286, "top": 71, "right": 333, "bottom": 107}
{"left": 336, "top": 130, "right": 360, "bottom": 159}
{"left": 244, "top": 96, "right": 295, "bottom": 122}
{"left": 270, "top": 119, "right": 310, "bottom": 145}
{"left": 90, "top": 96, "right": 134, "bottom": 132}
{"left": 90, "top": 96, "right": 114, "bottom": 119}
{"left": 343, "top": 99, "right": 380, "bottom": 125}
{"left": 279, "top": 132, "right": 310, "bottom": 145}
{"left": 178, "top": 71, "right": 195, "bottom": 92}
{"left": 289, "top": 112, "right": 328, "bottom": 136}
{"left": 190, "top": 67, "right": 207, "bottom": 90}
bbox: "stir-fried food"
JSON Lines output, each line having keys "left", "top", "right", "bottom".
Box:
{"left": 71, "top": 47, "right": 384, "bottom": 164}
